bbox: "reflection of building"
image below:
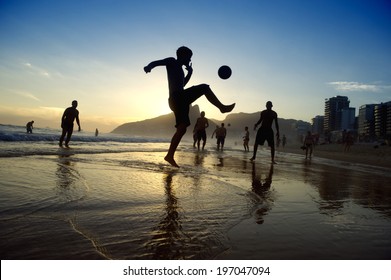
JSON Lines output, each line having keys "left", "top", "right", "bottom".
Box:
{"left": 324, "top": 96, "right": 351, "bottom": 132}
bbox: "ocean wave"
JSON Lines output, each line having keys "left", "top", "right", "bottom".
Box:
{"left": 0, "top": 124, "right": 169, "bottom": 143}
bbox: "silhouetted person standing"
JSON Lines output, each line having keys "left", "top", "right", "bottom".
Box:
{"left": 193, "top": 111, "right": 209, "bottom": 150}
{"left": 59, "top": 100, "right": 81, "bottom": 148}
{"left": 215, "top": 123, "right": 227, "bottom": 151}
{"left": 243, "top": 126, "right": 250, "bottom": 152}
{"left": 144, "top": 46, "right": 235, "bottom": 167}
{"left": 26, "top": 120, "right": 34, "bottom": 133}
{"left": 250, "top": 101, "right": 280, "bottom": 164}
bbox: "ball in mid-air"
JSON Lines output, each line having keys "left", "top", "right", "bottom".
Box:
{"left": 218, "top": 65, "right": 232, "bottom": 80}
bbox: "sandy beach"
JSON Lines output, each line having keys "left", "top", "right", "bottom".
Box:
{"left": 1, "top": 132, "right": 391, "bottom": 260}
{"left": 279, "top": 142, "right": 391, "bottom": 169}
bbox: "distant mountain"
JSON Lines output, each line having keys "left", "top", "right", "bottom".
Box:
{"left": 111, "top": 105, "right": 310, "bottom": 144}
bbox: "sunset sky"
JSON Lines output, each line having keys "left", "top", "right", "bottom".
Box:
{"left": 1, "top": 0, "right": 390, "bottom": 132}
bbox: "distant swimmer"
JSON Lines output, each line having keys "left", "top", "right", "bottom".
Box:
{"left": 144, "top": 46, "right": 235, "bottom": 167}
{"left": 193, "top": 111, "right": 209, "bottom": 150}
{"left": 26, "top": 120, "right": 34, "bottom": 133}
{"left": 250, "top": 101, "right": 280, "bottom": 164}
{"left": 59, "top": 100, "right": 81, "bottom": 148}
{"left": 95, "top": 128, "right": 99, "bottom": 137}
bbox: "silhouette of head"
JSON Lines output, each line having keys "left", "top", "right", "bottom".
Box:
{"left": 200, "top": 111, "right": 205, "bottom": 117}
{"left": 176, "top": 46, "right": 192, "bottom": 65}
{"left": 221, "top": 123, "right": 225, "bottom": 127}
{"left": 72, "top": 100, "right": 78, "bottom": 108}
{"left": 266, "top": 101, "right": 273, "bottom": 109}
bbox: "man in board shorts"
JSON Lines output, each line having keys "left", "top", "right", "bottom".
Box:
{"left": 250, "top": 101, "right": 280, "bottom": 164}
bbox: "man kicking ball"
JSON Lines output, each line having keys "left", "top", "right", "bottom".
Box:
{"left": 144, "top": 46, "right": 235, "bottom": 167}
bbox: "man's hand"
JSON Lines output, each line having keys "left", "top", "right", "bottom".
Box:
{"left": 144, "top": 65, "right": 151, "bottom": 73}
{"left": 185, "top": 62, "right": 193, "bottom": 74}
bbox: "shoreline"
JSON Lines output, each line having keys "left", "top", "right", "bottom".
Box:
{"left": 276, "top": 142, "right": 391, "bottom": 169}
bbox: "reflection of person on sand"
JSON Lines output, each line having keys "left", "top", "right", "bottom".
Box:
{"left": 344, "top": 131, "right": 354, "bottom": 152}
{"left": 147, "top": 170, "right": 184, "bottom": 259}
{"left": 250, "top": 101, "right": 280, "bottom": 164}
{"left": 193, "top": 111, "right": 209, "bottom": 151}
{"left": 251, "top": 163, "right": 274, "bottom": 224}
{"left": 26, "top": 120, "right": 34, "bottom": 133}
{"left": 144, "top": 46, "right": 235, "bottom": 167}
{"left": 59, "top": 100, "right": 81, "bottom": 148}
{"left": 303, "top": 131, "right": 314, "bottom": 159}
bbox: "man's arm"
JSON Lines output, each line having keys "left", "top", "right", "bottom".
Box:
{"left": 183, "top": 62, "right": 193, "bottom": 86}
{"left": 254, "top": 113, "right": 263, "bottom": 131}
{"left": 205, "top": 119, "right": 209, "bottom": 129}
{"left": 274, "top": 115, "right": 280, "bottom": 139}
{"left": 76, "top": 112, "right": 81, "bottom": 131}
{"left": 144, "top": 58, "right": 168, "bottom": 73}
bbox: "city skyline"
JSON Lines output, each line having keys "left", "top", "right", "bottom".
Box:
{"left": 1, "top": 0, "right": 390, "bottom": 132}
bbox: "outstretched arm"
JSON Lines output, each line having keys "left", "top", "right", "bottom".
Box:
{"left": 76, "top": 114, "right": 81, "bottom": 132}
{"left": 275, "top": 117, "right": 280, "bottom": 140}
{"left": 144, "top": 59, "right": 167, "bottom": 73}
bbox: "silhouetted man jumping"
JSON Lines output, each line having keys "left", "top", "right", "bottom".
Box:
{"left": 144, "top": 46, "right": 235, "bottom": 167}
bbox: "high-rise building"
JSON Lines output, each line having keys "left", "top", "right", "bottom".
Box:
{"left": 311, "top": 115, "right": 324, "bottom": 135}
{"left": 324, "top": 96, "right": 350, "bottom": 132}
{"left": 358, "top": 104, "right": 376, "bottom": 141}
{"left": 341, "top": 107, "right": 356, "bottom": 130}
{"left": 374, "top": 102, "right": 391, "bottom": 140}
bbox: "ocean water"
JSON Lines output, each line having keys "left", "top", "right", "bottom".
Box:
{"left": 1, "top": 124, "right": 391, "bottom": 259}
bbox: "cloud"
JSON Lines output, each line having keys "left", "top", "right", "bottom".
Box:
{"left": 327, "top": 81, "right": 390, "bottom": 92}
{"left": 13, "top": 90, "right": 41, "bottom": 102}
{"left": 23, "top": 62, "right": 51, "bottom": 78}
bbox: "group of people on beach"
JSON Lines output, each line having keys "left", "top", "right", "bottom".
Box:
{"left": 37, "top": 46, "right": 279, "bottom": 166}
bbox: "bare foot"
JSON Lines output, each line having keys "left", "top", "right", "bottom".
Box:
{"left": 220, "top": 103, "right": 235, "bottom": 113}
{"left": 250, "top": 157, "right": 255, "bottom": 161}
{"left": 164, "top": 156, "right": 179, "bottom": 168}
{"left": 272, "top": 160, "right": 277, "bottom": 164}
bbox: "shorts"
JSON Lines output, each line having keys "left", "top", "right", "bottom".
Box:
{"left": 169, "top": 84, "right": 209, "bottom": 128}
{"left": 255, "top": 127, "right": 274, "bottom": 147}
{"left": 217, "top": 136, "right": 225, "bottom": 146}
{"left": 197, "top": 130, "right": 207, "bottom": 141}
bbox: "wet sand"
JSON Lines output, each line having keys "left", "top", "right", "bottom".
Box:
{"left": 278, "top": 143, "right": 391, "bottom": 169}
{"left": 1, "top": 143, "right": 391, "bottom": 260}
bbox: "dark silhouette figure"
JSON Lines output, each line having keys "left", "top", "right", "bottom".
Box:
{"left": 59, "top": 100, "right": 81, "bottom": 148}
{"left": 243, "top": 126, "right": 250, "bottom": 152}
{"left": 282, "top": 134, "right": 287, "bottom": 148}
{"left": 303, "top": 131, "right": 314, "bottom": 159}
{"left": 193, "top": 111, "right": 209, "bottom": 151}
{"left": 26, "top": 120, "right": 34, "bottom": 133}
{"left": 95, "top": 128, "right": 99, "bottom": 137}
{"left": 250, "top": 101, "right": 280, "bottom": 163}
{"left": 144, "top": 46, "right": 235, "bottom": 167}
{"left": 212, "top": 123, "right": 227, "bottom": 151}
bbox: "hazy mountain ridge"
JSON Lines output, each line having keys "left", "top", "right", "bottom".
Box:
{"left": 111, "top": 105, "right": 309, "bottom": 144}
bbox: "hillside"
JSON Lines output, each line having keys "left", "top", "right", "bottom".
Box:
{"left": 111, "top": 106, "right": 310, "bottom": 144}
